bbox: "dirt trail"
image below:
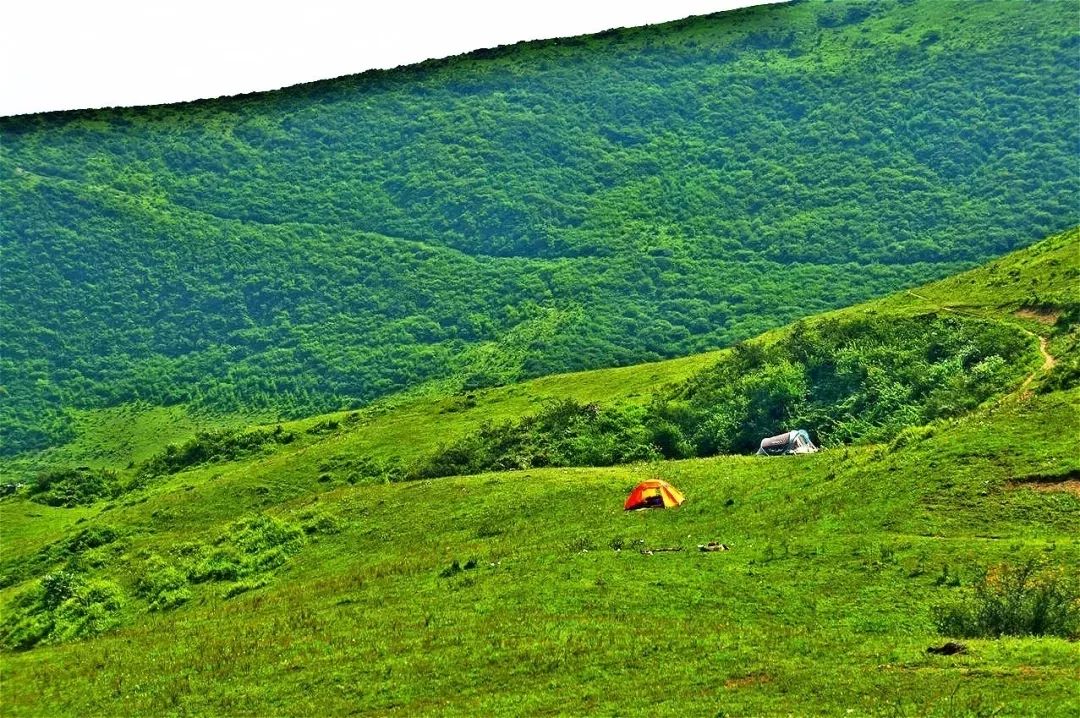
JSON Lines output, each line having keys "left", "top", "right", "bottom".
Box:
{"left": 1017, "top": 336, "right": 1057, "bottom": 396}
{"left": 905, "top": 290, "right": 1056, "bottom": 397}
{"left": 1037, "top": 336, "right": 1056, "bottom": 370}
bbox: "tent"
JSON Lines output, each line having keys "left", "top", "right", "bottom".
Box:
{"left": 624, "top": 479, "right": 685, "bottom": 511}
{"left": 756, "top": 429, "right": 817, "bottom": 456}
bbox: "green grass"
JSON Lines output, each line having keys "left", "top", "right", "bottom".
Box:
{"left": 0, "top": 404, "right": 272, "bottom": 483}
{"left": 0, "top": 231, "right": 1077, "bottom": 715}
{"left": 1, "top": 390, "right": 1077, "bottom": 716}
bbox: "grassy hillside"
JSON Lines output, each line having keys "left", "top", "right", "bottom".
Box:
{"left": 1, "top": 231, "right": 1077, "bottom": 716}
{"left": 2, "top": 0, "right": 1078, "bottom": 453}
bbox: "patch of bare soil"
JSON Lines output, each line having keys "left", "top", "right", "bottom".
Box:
{"left": 1008, "top": 470, "right": 1080, "bottom": 497}
{"left": 1022, "top": 480, "right": 1080, "bottom": 497}
{"left": 724, "top": 673, "right": 771, "bottom": 689}
{"left": 1015, "top": 308, "right": 1060, "bottom": 325}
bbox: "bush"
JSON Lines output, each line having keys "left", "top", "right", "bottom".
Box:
{"left": 410, "top": 399, "right": 660, "bottom": 479}
{"left": 300, "top": 511, "right": 345, "bottom": 535}
{"left": 190, "top": 515, "right": 305, "bottom": 584}
{"left": 135, "top": 555, "right": 191, "bottom": 611}
{"left": 0, "top": 525, "right": 123, "bottom": 590}
{"left": 1, "top": 572, "right": 126, "bottom": 650}
{"left": 320, "top": 455, "right": 401, "bottom": 485}
{"left": 190, "top": 547, "right": 243, "bottom": 583}
{"left": 140, "top": 427, "right": 296, "bottom": 477}
{"left": 933, "top": 560, "right": 1080, "bottom": 639}
{"left": 40, "top": 570, "right": 80, "bottom": 609}
{"left": 409, "top": 314, "right": 1033, "bottom": 479}
{"left": 60, "top": 526, "right": 121, "bottom": 556}
{"left": 30, "top": 467, "right": 124, "bottom": 507}
{"left": 222, "top": 577, "right": 269, "bottom": 599}
{"left": 50, "top": 579, "right": 126, "bottom": 643}
{"left": 439, "top": 559, "right": 479, "bottom": 578}
{"left": 229, "top": 515, "right": 305, "bottom": 556}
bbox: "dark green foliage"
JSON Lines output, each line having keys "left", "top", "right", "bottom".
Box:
{"left": 0, "top": 525, "right": 123, "bottom": 590}
{"left": 299, "top": 511, "right": 345, "bottom": 536}
{"left": 439, "top": 559, "right": 480, "bottom": 578}
{"left": 316, "top": 454, "right": 402, "bottom": 485}
{"left": 1037, "top": 304, "right": 1080, "bottom": 394}
{"left": 933, "top": 560, "right": 1080, "bottom": 639}
{"left": 2, "top": 0, "right": 1077, "bottom": 454}
{"left": 0, "top": 571, "right": 125, "bottom": 650}
{"left": 188, "top": 515, "right": 305, "bottom": 589}
{"left": 134, "top": 555, "right": 191, "bottom": 611}
{"left": 130, "top": 513, "right": 329, "bottom": 606}
{"left": 29, "top": 466, "right": 123, "bottom": 507}
{"left": 58, "top": 526, "right": 122, "bottom": 556}
{"left": 664, "top": 314, "right": 1030, "bottom": 453}
{"left": 412, "top": 399, "right": 660, "bottom": 479}
{"left": 139, "top": 427, "right": 295, "bottom": 477}
{"left": 412, "top": 313, "right": 1030, "bottom": 474}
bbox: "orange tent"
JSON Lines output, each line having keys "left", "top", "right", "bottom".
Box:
{"left": 623, "top": 479, "right": 686, "bottom": 511}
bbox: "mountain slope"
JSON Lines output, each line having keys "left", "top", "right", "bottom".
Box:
{"left": 1, "top": 230, "right": 1077, "bottom": 716}
{"left": 2, "top": 0, "right": 1078, "bottom": 453}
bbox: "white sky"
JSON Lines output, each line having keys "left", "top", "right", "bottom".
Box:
{"left": 1, "top": 0, "right": 781, "bottom": 117}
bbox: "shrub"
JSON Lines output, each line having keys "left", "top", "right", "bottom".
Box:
{"left": 567, "top": 536, "right": 597, "bottom": 553}
{"left": 60, "top": 526, "right": 121, "bottom": 556}
{"left": 190, "top": 547, "right": 243, "bottom": 583}
{"left": 410, "top": 399, "right": 660, "bottom": 479}
{"left": 1, "top": 572, "right": 126, "bottom": 650}
{"left": 933, "top": 560, "right": 1080, "bottom": 639}
{"left": 50, "top": 579, "right": 126, "bottom": 643}
{"left": 1, "top": 609, "right": 53, "bottom": 651}
{"left": 300, "top": 511, "right": 345, "bottom": 535}
{"left": 306, "top": 419, "right": 340, "bottom": 435}
{"left": 40, "top": 570, "right": 80, "bottom": 609}
{"left": 439, "top": 559, "right": 479, "bottom": 578}
{"left": 135, "top": 555, "right": 191, "bottom": 611}
{"left": 314, "top": 454, "right": 401, "bottom": 485}
{"left": 190, "top": 515, "right": 305, "bottom": 584}
{"left": 409, "top": 314, "right": 1032, "bottom": 479}
{"left": 222, "top": 577, "right": 269, "bottom": 599}
{"left": 30, "top": 467, "right": 124, "bottom": 507}
{"left": 229, "top": 515, "right": 305, "bottom": 556}
{"left": 140, "top": 427, "right": 296, "bottom": 477}
{"left": 0, "top": 526, "right": 123, "bottom": 590}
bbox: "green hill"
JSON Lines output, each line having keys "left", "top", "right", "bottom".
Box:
{"left": 2, "top": 0, "right": 1078, "bottom": 454}
{"left": 1, "top": 230, "right": 1077, "bottom": 716}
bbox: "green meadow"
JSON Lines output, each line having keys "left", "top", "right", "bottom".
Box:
{"left": 1, "top": 230, "right": 1077, "bottom": 716}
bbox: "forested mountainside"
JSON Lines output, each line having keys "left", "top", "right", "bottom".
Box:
{"left": 2, "top": 0, "right": 1077, "bottom": 453}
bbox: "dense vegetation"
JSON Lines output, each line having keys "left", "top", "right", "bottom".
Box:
{"left": 137, "top": 425, "right": 296, "bottom": 478}
{"left": 413, "top": 313, "right": 1032, "bottom": 477}
{"left": 0, "top": 234, "right": 1077, "bottom": 715}
{"left": 932, "top": 559, "right": 1080, "bottom": 640}
{"left": 28, "top": 466, "right": 124, "bottom": 507}
{"left": 2, "top": 0, "right": 1078, "bottom": 453}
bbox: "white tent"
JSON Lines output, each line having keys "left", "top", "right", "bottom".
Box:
{"left": 756, "top": 429, "right": 818, "bottom": 456}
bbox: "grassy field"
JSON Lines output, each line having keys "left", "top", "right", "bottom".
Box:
{"left": 0, "top": 230, "right": 1077, "bottom": 716}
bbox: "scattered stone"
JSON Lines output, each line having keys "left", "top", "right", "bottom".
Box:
{"left": 640, "top": 546, "right": 684, "bottom": 555}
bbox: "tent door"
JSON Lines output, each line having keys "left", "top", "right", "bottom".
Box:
{"left": 644, "top": 493, "right": 665, "bottom": 508}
